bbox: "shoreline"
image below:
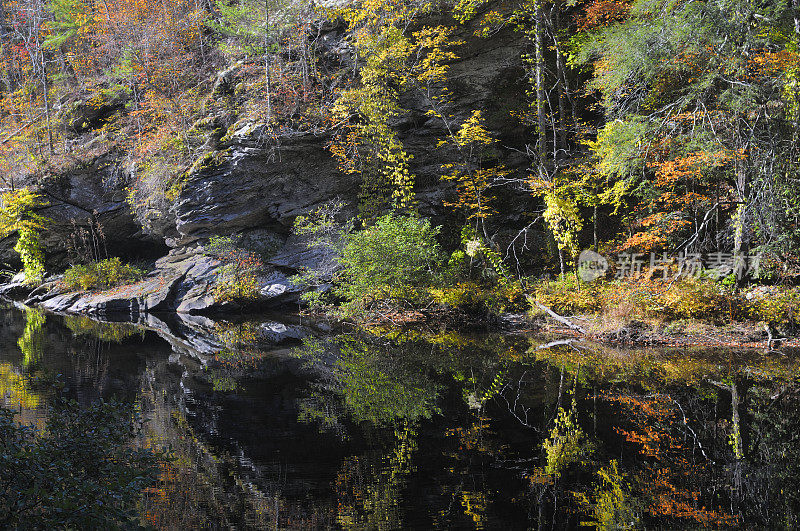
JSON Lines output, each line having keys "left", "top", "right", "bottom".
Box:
{"left": 2, "top": 275, "right": 797, "bottom": 352}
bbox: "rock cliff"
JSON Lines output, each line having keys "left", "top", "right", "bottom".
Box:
{"left": 1, "top": 21, "right": 536, "bottom": 318}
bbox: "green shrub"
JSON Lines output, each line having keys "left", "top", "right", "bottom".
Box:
{"left": 0, "top": 398, "right": 161, "bottom": 528}
{"left": 62, "top": 257, "right": 145, "bottom": 291}
{"left": 203, "top": 235, "right": 263, "bottom": 302}
{"left": 336, "top": 215, "right": 443, "bottom": 317}
{"left": 214, "top": 263, "right": 262, "bottom": 302}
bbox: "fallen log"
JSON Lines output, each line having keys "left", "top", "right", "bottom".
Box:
{"left": 533, "top": 301, "right": 587, "bottom": 335}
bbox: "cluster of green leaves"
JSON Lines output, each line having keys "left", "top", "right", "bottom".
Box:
{"left": 290, "top": 200, "right": 353, "bottom": 308}
{"left": 328, "top": 2, "right": 470, "bottom": 220}
{"left": 430, "top": 225, "right": 526, "bottom": 314}
{"left": 336, "top": 214, "right": 443, "bottom": 315}
{"left": 207, "top": 0, "right": 306, "bottom": 59}
{"left": 62, "top": 257, "right": 145, "bottom": 291}
{"left": 293, "top": 210, "right": 443, "bottom": 317}
{"left": 0, "top": 398, "right": 162, "bottom": 528}
{"left": 328, "top": 0, "right": 421, "bottom": 218}
{"left": 0, "top": 189, "right": 49, "bottom": 284}
{"left": 744, "top": 287, "right": 800, "bottom": 329}
{"left": 292, "top": 201, "right": 531, "bottom": 318}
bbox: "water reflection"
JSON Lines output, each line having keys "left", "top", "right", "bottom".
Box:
{"left": 2, "top": 302, "right": 800, "bottom": 528}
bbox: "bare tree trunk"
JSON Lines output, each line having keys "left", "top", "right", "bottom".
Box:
{"left": 40, "top": 60, "right": 54, "bottom": 155}
{"left": 552, "top": 2, "right": 567, "bottom": 155}
{"left": 0, "top": 0, "right": 8, "bottom": 38}
{"left": 535, "top": 2, "right": 546, "bottom": 180}
{"left": 29, "top": 0, "right": 53, "bottom": 155}
{"left": 794, "top": 0, "right": 800, "bottom": 37}
{"left": 264, "top": 0, "right": 272, "bottom": 121}
{"left": 733, "top": 155, "right": 749, "bottom": 263}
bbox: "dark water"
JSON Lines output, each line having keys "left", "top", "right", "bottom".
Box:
{"left": 2, "top": 302, "right": 800, "bottom": 529}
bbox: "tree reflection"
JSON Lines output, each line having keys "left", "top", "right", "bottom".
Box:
{"left": 62, "top": 315, "right": 144, "bottom": 343}
{"left": 0, "top": 362, "right": 40, "bottom": 410}
{"left": 577, "top": 460, "right": 639, "bottom": 529}
{"left": 7, "top": 302, "right": 800, "bottom": 528}
{"left": 18, "top": 307, "right": 45, "bottom": 368}
{"left": 295, "top": 335, "right": 441, "bottom": 431}
{"left": 520, "top": 340, "right": 800, "bottom": 527}
{"left": 335, "top": 422, "right": 418, "bottom": 529}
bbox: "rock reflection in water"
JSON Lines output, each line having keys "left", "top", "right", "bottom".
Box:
{"left": 2, "top": 302, "right": 800, "bottom": 528}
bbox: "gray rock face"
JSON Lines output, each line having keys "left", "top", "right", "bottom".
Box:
{"left": 63, "top": 89, "right": 128, "bottom": 134}
{"left": 174, "top": 129, "right": 359, "bottom": 247}
{"left": 0, "top": 152, "right": 166, "bottom": 270}
{"left": 267, "top": 234, "right": 337, "bottom": 272}
{"left": 39, "top": 292, "right": 84, "bottom": 313}
{"left": 258, "top": 269, "right": 303, "bottom": 305}
{"left": 169, "top": 22, "right": 529, "bottom": 254}
{"left": 0, "top": 273, "right": 31, "bottom": 300}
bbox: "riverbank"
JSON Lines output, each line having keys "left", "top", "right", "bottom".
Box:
{"left": 526, "top": 275, "right": 799, "bottom": 350}
{"left": 0, "top": 246, "right": 306, "bottom": 318}
{"left": 527, "top": 314, "right": 800, "bottom": 351}
{"left": 2, "top": 265, "right": 798, "bottom": 352}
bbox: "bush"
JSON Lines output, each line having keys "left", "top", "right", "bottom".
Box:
{"left": 0, "top": 398, "right": 161, "bottom": 528}
{"left": 336, "top": 215, "right": 443, "bottom": 317}
{"left": 62, "top": 257, "right": 145, "bottom": 291}
{"left": 531, "top": 275, "right": 602, "bottom": 315}
{"left": 291, "top": 210, "right": 524, "bottom": 318}
{"left": 430, "top": 281, "right": 525, "bottom": 315}
{"left": 745, "top": 286, "right": 800, "bottom": 327}
{"left": 661, "top": 278, "right": 733, "bottom": 320}
{"left": 203, "top": 235, "right": 263, "bottom": 302}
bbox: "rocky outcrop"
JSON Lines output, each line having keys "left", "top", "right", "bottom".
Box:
{"left": 5, "top": 244, "right": 306, "bottom": 320}
{"left": 62, "top": 89, "right": 128, "bottom": 134}
{"left": 1, "top": 18, "right": 537, "bottom": 317}
{"left": 0, "top": 152, "right": 167, "bottom": 271}
{"left": 169, "top": 21, "right": 530, "bottom": 246}
{"left": 173, "top": 129, "right": 358, "bottom": 248}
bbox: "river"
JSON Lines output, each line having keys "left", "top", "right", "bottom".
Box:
{"left": 2, "top": 301, "right": 799, "bottom": 528}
